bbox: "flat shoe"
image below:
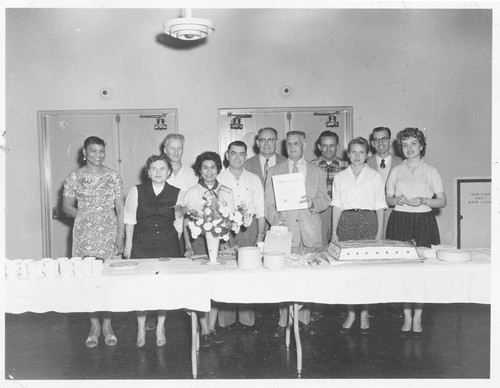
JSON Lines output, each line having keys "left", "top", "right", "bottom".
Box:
{"left": 85, "top": 335, "right": 99, "bottom": 348}
{"left": 360, "top": 328, "right": 370, "bottom": 335}
{"left": 339, "top": 326, "right": 352, "bottom": 335}
{"left": 104, "top": 334, "right": 117, "bottom": 347}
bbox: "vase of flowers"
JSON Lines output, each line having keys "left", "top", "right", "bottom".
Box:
{"left": 184, "top": 190, "right": 254, "bottom": 265}
{"left": 205, "top": 232, "right": 221, "bottom": 265}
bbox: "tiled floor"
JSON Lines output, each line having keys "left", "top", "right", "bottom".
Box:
{"left": 5, "top": 303, "right": 489, "bottom": 380}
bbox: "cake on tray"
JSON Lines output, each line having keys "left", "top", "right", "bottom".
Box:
{"left": 326, "top": 240, "right": 420, "bottom": 262}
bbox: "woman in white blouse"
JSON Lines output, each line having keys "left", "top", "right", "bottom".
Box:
{"left": 386, "top": 127, "right": 446, "bottom": 337}
{"left": 331, "top": 137, "right": 387, "bottom": 335}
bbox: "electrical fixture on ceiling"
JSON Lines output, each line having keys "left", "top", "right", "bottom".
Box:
{"left": 139, "top": 114, "right": 168, "bottom": 130}
{"left": 227, "top": 113, "right": 252, "bottom": 130}
{"left": 314, "top": 111, "right": 340, "bottom": 128}
{"left": 164, "top": 8, "right": 215, "bottom": 41}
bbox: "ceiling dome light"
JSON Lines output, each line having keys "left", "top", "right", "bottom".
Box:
{"left": 164, "top": 9, "right": 214, "bottom": 41}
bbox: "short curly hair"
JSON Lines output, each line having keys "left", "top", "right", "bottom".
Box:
{"left": 396, "top": 127, "right": 426, "bottom": 157}
{"left": 146, "top": 154, "right": 173, "bottom": 178}
{"left": 193, "top": 151, "right": 222, "bottom": 178}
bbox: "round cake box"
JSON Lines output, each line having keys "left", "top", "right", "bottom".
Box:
{"left": 237, "top": 247, "right": 262, "bottom": 270}
{"left": 263, "top": 252, "right": 286, "bottom": 269}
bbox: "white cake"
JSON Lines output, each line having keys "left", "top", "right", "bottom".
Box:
{"left": 327, "top": 240, "right": 420, "bottom": 262}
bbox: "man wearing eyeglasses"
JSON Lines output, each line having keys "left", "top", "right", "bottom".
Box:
{"left": 367, "top": 127, "right": 403, "bottom": 187}
{"left": 367, "top": 127, "right": 404, "bottom": 319}
{"left": 244, "top": 127, "right": 287, "bottom": 187}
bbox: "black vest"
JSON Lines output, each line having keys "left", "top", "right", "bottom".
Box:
{"left": 130, "top": 182, "right": 181, "bottom": 259}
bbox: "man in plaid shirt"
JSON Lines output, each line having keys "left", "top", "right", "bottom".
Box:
{"left": 311, "top": 130, "right": 349, "bottom": 246}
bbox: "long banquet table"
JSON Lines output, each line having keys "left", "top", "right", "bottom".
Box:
{"left": 4, "top": 249, "right": 491, "bottom": 377}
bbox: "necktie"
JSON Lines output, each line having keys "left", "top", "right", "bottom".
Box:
{"left": 380, "top": 159, "right": 386, "bottom": 169}
{"left": 292, "top": 162, "right": 299, "bottom": 173}
{"left": 264, "top": 158, "right": 269, "bottom": 181}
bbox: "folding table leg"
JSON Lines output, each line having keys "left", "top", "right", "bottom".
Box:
{"left": 191, "top": 311, "right": 198, "bottom": 378}
{"left": 293, "top": 303, "right": 302, "bottom": 375}
{"left": 285, "top": 304, "right": 293, "bottom": 348}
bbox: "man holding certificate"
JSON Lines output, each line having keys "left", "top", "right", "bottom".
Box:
{"left": 264, "top": 131, "right": 330, "bottom": 337}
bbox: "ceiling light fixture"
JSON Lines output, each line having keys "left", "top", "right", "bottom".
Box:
{"left": 163, "top": 8, "right": 215, "bottom": 41}
{"left": 228, "top": 113, "right": 252, "bottom": 130}
{"left": 314, "top": 111, "right": 340, "bottom": 128}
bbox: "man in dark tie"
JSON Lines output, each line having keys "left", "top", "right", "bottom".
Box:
{"left": 265, "top": 131, "right": 330, "bottom": 337}
{"left": 367, "top": 126, "right": 404, "bottom": 319}
{"left": 367, "top": 127, "right": 403, "bottom": 237}
{"left": 244, "top": 127, "right": 287, "bottom": 187}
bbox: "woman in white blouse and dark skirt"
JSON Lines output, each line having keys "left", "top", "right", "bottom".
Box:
{"left": 386, "top": 127, "right": 446, "bottom": 337}
{"left": 331, "top": 137, "right": 387, "bottom": 335}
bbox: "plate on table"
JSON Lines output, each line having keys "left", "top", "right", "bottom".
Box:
{"left": 109, "top": 260, "right": 140, "bottom": 268}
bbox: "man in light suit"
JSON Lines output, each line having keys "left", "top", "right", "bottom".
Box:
{"left": 244, "top": 127, "right": 287, "bottom": 187}
{"left": 265, "top": 131, "right": 330, "bottom": 337}
{"left": 366, "top": 127, "right": 403, "bottom": 238}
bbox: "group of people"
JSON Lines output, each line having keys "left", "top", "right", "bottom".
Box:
{"left": 62, "top": 125, "right": 446, "bottom": 349}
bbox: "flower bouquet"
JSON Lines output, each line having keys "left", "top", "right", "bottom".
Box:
{"left": 184, "top": 191, "right": 254, "bottom": 264}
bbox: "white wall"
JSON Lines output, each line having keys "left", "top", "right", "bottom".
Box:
{"left": 5, "top": 8, "right": 492, "bottom": 257}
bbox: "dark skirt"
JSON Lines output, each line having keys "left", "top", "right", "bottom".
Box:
{"left": 386, "top": 210, "right": 440, "bottom": 248}
{"left": 338, "top": 210, "right": 377, "bottom": 241}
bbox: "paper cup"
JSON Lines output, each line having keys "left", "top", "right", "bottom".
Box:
{"left": 19, "top": 259, "right": 33, "bottom": 278}
{"left": 26, "top": 260, "right": 40, "bottom": 279}
{"left": 73, "top": 261, "right": 85, "bottom": 277}
{"left": 42, "top": 259, "right": 57, "bottom": 278}
{"left": 84, "top": 257, "right": 95, "bottom": 276}
{"left": 59, "top": 259, "right": 72, "bottom": 277}
{"left": 5, "top": 259, "right": 21, "bottom": 279}
{"left": 91, "top": 259, "right": 104, "bottom": 275}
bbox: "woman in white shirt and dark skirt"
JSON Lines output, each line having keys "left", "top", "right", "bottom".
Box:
{"left": 331, "top": 137, "right": 387, "bottom": 335}
{"left": 386, "top": 127, "right": 446, "bottom": 338}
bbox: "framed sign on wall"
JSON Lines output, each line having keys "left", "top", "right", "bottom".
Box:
{"left": 456, "top": 178, "right": 491, "bottom": 249}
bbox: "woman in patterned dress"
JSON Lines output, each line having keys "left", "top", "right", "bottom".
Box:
{"left": 62, "top": 136, "right": 125, "bottom": 348}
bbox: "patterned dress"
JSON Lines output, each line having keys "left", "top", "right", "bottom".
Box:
{"left": 63, "top": 169, "right": 124, "bottom": 259}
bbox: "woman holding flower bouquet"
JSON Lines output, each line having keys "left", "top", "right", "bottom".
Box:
{"left": 124, "top": 154, "right": 182, "bottom": 348}
{"left": 183, "top": 151, "right": 234, "bottom": 347}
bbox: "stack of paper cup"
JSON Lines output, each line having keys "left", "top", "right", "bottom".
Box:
{"left": 58, "top": 257, "right": 72, "bottom": 277}
{"left": 5, "top": 259, "right": 22, "bottom": 279}
{"left": 71, "top": 257, "right": 85, "bottom": 277}
{"left": 41, "top": 258, "right": 57, "bottom": 278}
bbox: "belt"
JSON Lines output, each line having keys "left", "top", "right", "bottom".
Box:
{"left": 344, "top": 209, "right": 374, "bottom": 212}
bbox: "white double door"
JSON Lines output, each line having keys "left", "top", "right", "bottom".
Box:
{"left": 40, "top": 110, "right": 177, "bottom": 258}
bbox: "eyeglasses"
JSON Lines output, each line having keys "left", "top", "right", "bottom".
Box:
{"left": 373, "top": 137, "right": 389, "bottom": 144}
{"left": 258, "top": 138, "right": 277, "bottom": 144}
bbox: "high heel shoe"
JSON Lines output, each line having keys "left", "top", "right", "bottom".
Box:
{"left": 400, "top": 330, "right": 411, "bottom": 338}
{"left": 104, "top": 334, "right": 118, "bottom": 347}
{"left": 85, "top": 335, "right": 99, "bottom": 348}
{"left": 339, "top": 326, "right": 353, "bottom": 335}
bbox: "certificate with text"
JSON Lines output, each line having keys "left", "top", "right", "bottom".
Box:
{"left": 272, "top": 173, "right": 308, "bottom": 212}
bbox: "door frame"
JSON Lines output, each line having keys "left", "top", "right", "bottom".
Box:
{"left": 38, "top": 109, "right": 178, "bottom": 257}
{"left": 456, "top": 177, "right": 491, "bottom": 249}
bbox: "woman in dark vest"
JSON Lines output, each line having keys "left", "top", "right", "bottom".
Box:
{"left": 124, "top": 154, "right": 182, "bottom": 347}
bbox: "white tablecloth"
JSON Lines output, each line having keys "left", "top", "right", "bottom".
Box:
{"left": 5, "top": 250, "right": 490, "bottom": 314}
{"left": 5, "top": 258, "right": 211, "bottom": 314}
{"left": 207, "top": 249, "right": 490, "bottom": 305}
